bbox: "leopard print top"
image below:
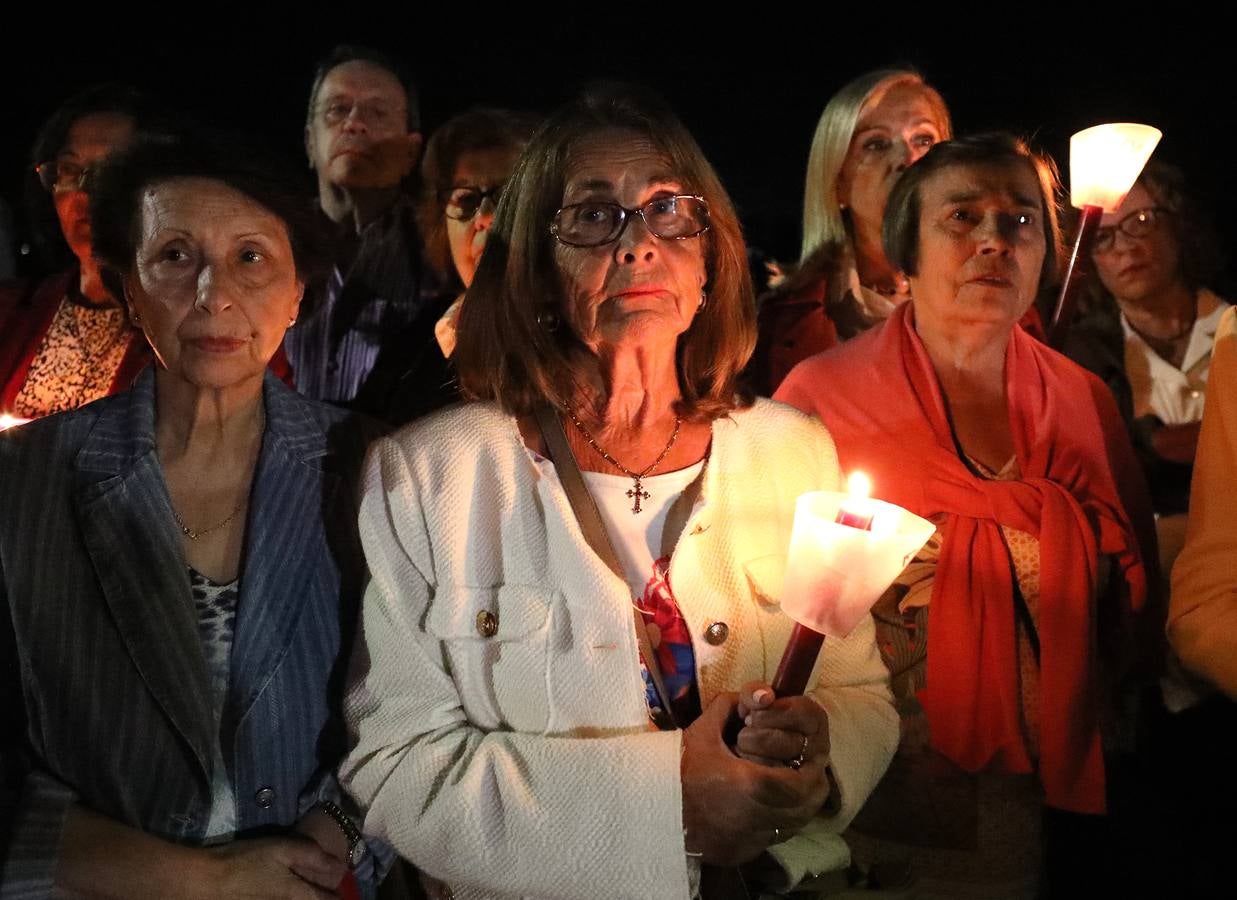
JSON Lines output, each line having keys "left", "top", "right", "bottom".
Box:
{"left": 12, "top": 296, "right": 132, "bottom": 418}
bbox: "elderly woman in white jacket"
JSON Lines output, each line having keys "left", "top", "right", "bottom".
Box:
{"left": 341, "top": 85, "right": 898, "bottom": 900}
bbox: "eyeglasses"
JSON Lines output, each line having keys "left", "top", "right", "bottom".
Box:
{"left": 440, "top": 185, "right": 504, "bottom": 221}
{"left": 1093, "top": 206, "right": 1167, "bottom": 254}
{"left": 550, "top": 195, "right": 710, "bottom": 248}
{"left": 35, "top": 159, "right": 97, "bottom": 193}
{"left": 317, "top": 98, "right": 405, "bottom": 130}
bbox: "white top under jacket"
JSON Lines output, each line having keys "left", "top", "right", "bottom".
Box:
{"left": 341, "top": 399, "right": 899, "bottom": 899}
{"left": 1122, "top": 288, "right": 1231, "bottom": 424}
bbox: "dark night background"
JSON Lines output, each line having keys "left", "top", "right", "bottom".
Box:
{"left": 2, "top": 9, "right": 1231, "bottom": 285}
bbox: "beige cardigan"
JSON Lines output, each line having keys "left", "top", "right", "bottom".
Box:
{"left": 1171, "top": 306, "right": 1237, "bottom": 697}
{"left": 342, "top": 399, "right": 898, "bottom": 899}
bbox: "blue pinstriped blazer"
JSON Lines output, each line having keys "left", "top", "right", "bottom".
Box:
{"left": 0, "top": 369, "right": 376, "bottom": 896}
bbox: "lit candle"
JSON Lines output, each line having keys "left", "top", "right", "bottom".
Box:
{"left": 0, "top": 413, "right": 31, "bottom": 432}
{"left": 834, "top": 471, "right": 875, "bottom": 531}
{"left": 771, "top": 481, "right": 934, "bottom": 697}
{"left": 1068, "top": 123, "right": 1163, "bottom": 212}
{"left": 1049, "top": 123, "right": 1161, "bottom": 347}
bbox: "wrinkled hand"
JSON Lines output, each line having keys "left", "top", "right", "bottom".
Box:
{"left": 735, "top": 681, "right": 831, "bottom": 769}
{"left": 207, "top": 835, "right": 346, "bottom": 899}
{"left": 682, "top": 692, "right": 831, "bottom": 864}
{"left": 294, "top": 806, "right": 350, "bottom": 864}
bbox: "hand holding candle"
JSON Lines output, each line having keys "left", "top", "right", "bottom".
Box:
{"left": 772, "top": 472, "right": 934, "bottom": 697}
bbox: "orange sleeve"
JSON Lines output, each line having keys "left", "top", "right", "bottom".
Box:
{"left": 1169, "top": 307, "right": 1237, "bottom": 697}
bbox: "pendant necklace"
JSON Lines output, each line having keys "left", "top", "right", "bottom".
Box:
{"left": 566, "top": 409, "right": 682, "bottom": 514}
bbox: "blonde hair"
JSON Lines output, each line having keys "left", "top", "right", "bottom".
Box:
{"left": 799, "top": 68, "right": 951, "bottom": 263}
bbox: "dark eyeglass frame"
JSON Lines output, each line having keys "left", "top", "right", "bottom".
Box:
{"left": 35, "top": 159, "right": 97, "bottom": 193}
{"left": 1093, "top": 206, "right": 1168, "bottom": 254}
{"left": 440, "top": 184, "right": 504, "bottom": 222}
{"left": 550, "top": 194, "right": 711, "bottom": 248}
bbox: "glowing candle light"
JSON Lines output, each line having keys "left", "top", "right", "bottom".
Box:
{"left": 1049, "top": 123, "right": 1162, "bottom": 348}
{"left": 835, "top": 471, "right": 875, "bottom": 531}
{"left": 771, "top": 478, "right": 934, "bottom": 697}
{"left": 0, "top": 413, "right": 31, "bottom": 432}
{"left": 1069, "top": 123, "right": 1162, "bottom": 213}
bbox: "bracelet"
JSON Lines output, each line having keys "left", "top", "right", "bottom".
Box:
{"left": 316, "top": 800, "right": 366, "bottom": 868}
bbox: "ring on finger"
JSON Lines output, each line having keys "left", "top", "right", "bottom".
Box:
{"left": 789, "top": 734, "right": 810, "bottom": 770}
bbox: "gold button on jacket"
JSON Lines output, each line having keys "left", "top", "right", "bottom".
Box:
{"left": 476, "top": 610, "right": 498, "bottom": 638}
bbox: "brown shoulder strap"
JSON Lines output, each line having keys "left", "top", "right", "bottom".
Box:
{"left": 533, "top": 404, "right": 679, "bottom": 730}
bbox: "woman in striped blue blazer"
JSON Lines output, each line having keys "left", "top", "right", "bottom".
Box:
{"left": 1, "top": 134, "right": 377, "bottom": 898}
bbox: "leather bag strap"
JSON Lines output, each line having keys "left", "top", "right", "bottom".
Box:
{"left": 534, "top": 404, "right": 679, "bottom": 730}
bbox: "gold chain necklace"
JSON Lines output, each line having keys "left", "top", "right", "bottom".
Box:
{"left": 169, "top": 408, "right": 263, "bottom": 541}
{"left": 566, "top": 408, "right": 682, "bottom": 514}
{"left": 172, "top": 497, "right": 248, "bottom": 541}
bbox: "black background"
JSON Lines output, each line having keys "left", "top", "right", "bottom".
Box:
{"left": 3, "top": 7, "right": 1230, "bottom": 281}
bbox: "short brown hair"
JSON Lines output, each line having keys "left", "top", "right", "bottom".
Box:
{"left": 1120, "top": 159, "right": 1222, "bottom": 290}
{"left": 417, "top": 107, "right": 540, "bottom": 287}
{"left": 454, "top": 84, "right": 755, "bottom": 422}
{"left": 882, "top": 132, "right": 1063, "bottom": 290}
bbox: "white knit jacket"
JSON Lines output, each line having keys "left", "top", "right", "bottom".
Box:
{"left": 342, "top": 399, "right": 898, "bottom": 899}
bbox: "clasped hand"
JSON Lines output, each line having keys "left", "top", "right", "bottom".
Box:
{"left": 681, "top": 682, "right": 832, "bottom": 865}
{"left": 205, "top": 808, "right": 349, "bottom": 899}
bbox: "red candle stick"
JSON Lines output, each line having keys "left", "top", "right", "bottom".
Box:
{"left": 772, "top": 623, "right": 827, "bottom": 697}
{"left": 1048, "top": 204, "right": 1103, "bottom": 349}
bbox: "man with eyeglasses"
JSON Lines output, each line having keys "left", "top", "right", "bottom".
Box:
{"left": 285, "top": 44, "right": 443, "bottom": 407}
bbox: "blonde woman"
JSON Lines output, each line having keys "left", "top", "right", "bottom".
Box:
{"left": 751, "top": 68, "right": 950, "bottom": 394}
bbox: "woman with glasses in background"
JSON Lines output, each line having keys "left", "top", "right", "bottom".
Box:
{"left": 352, "top": 107, "right": 539, "bottom": 426}
{"left": 1064, "top": 160, "right": 1230, "bottom": 581}
{"left": 341, "top": 85, "right": 897, "bottom": 899}
{"left": 0, "top": 87, "right": 292, "bottom": 428}
{"left": 0, "top": 86, "right": 147, "bottom": 423}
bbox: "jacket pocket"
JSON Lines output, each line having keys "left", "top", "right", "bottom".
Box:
{"left": 742, "top": 554, "right": 786, "bottom": 609}
{"left": 425, "top": 584, "right": 553, "bottom": 733}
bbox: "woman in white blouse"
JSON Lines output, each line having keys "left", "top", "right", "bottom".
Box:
{"left": 341, "top": 85, "right": 898, "bottom": 899}
{"left": 1066, "top": 159, "right": 1231, "bottom": 578}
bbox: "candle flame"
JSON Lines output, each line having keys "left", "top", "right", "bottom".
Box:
{"left": 847, "top": 471, "right": 871, "bottom": 500}
{"left": 0, "top": 413, "right": 31, "bottom": 432}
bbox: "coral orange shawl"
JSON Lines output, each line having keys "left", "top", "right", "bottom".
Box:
{"left": 775, "top": 304, "right": 1150, "bottom": 814}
